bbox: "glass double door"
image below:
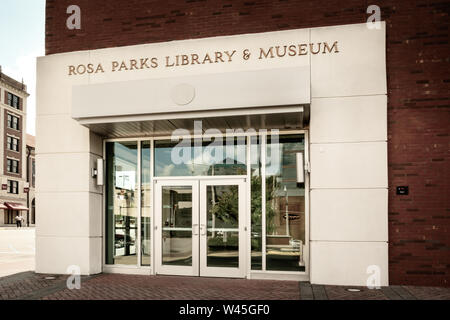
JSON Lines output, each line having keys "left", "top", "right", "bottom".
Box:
{"left": 155, "top": 179, "right": 246, "bottom": 278}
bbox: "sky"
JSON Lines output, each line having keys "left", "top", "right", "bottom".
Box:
{"left": 0, "top": 0, "right": 46, "bottom": 135}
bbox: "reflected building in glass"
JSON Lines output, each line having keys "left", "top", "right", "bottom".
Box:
{"left": 105, "top": 141, "right": 138, "bottom": 265}
{"left": 104, "top": 134, "right": 307, "bottom": 277}
{"left": 266, "top": 135, "right": 305, "bottom": 271}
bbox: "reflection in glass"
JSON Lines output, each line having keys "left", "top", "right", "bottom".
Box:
{"left": 154, "top": 137, "right": 246, "bottom": 176}
{"left": 141, "top": 141, "right": 151, "bottom": 266}
{"left": 250, "top": 136, "right": 262, "bottom": 270}
{"left": 161, "top": 186, "right": 193, "bottom": 266}
{"left": 105, "top": 141, "right": 138, "bottom": 265}
{"left": 266, "top": 135, "right": 305, "bottom": 271}
{"left": 207, "top": 185, "right": 239, "bottom": 268}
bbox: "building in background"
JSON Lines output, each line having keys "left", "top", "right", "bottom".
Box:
{"left": 0, "top": 67, "right": 32, "bottom": 226}
{"left": 26, "top": 134, "right": 36, "bottom": 225}
{"left": 36, "top": 1, "right": 449, "bottom": 287}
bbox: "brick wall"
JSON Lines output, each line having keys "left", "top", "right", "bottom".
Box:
{"left": 3, "top": 109, "right": 23, "bottom": 178}
{"left": 45, "top": 0, "right": 450, "bottom": 286}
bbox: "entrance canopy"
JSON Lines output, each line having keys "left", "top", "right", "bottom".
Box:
{"left": 80, "top": 106, "right": 308, "bottom": 138}
{"left": 0, "top": 203, "right": 7, "bottom": 210}
{"left": 72, "top": 67, "right": 310, "bottom": 138}
{"left": 4, "top": 202, "right": 29, "bottom": 211}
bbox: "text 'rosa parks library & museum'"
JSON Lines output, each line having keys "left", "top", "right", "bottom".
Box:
{"left": 36, "top": 21, "right": 391, "bottom": 286}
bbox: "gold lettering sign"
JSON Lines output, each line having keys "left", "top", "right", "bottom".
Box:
{"left": 67, "top": 41, "right": 339, "bottom": 76}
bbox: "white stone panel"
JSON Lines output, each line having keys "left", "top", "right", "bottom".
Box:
{"left": 89, "top": 192, "right": 103, "bottom": 238}
{"left": 36, "top": 191, "right": 102, "bottom": 238}
{"left": 310, "top": 241, "right": 388, "bottom": 286}
{"left": 89, "top": 237, "right": 103, "bottom": 274}
{"left": 311, "top": 22, "right": 387, "bottom": 97}
{"left": 311, "top": 188, "right": 388, "bottom": 241}
{"left": 36, "top": 235, "right": 102, "bottom": 275}
{"left": 87, "top": 27, "right": 310, "bottom": 83}
{"left": 36, "top": 114, "right": 90, "bottom": 154}
{"left": 310, "top": 142, "right": 388, "bottom": 189}
{"left": 36, "top": 53, "right": 90, "bottom": 116}
{"left": 72, "top": 67, "right": 310, "bottom": 119}
{"left": 310, "top": 95, "right": 387, "bottom": 143}
{"left": 36, "top": 152, "right": 89, "bottom": 193}
{"left": 36, "top": 192, "right": 89, "bottom": 237}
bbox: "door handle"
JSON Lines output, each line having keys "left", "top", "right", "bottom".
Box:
{"left": 200, "top": 224, "right": 207, "bottom": 236}
{"left": 192, "top": 224, "right": 199, "bottom": 235}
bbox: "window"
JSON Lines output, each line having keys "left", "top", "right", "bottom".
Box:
{"left": 250, "top": 136, "right": 263, "bottom": 270}
{"left": 105, "top": 141, "right": 138, "bottom": 265}
{"left": 7, "top": 92, "right": 20, "bottom": 109}
{"left": 105, "top": 141, "right": 152, "bottom": 267}
{"left": 154, "top": 137, "right": 247, "bottom": 177}
{"left": 7, "top": 180, "right": 18, "bottom": 194}
{"left": 5, "top": 211, "right": 17, "bottom": 224}
{"left": 7, "top": 136, "right": 19, "bottom": 152}
{"left": 265, "top": 135, "right": 306, "bottom": 271}
{"left": 7, "top": 158, "right": 19, "bottom": 174}
{"left": 32, "top": 159, "right": 36, "bottom": 187}
{"left": 7, "top": 114, "right": 20, "bottom": 130}
{"left": 141, "top": 141, "right": 151, "bottom": 266}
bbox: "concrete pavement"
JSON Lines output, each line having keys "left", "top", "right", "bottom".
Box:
{"left": 0, "top": 228, "right": 35, "bottom": 278}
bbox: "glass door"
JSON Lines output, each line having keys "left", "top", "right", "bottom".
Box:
{"left": 155, "top": 180, "right": 199, "bottom": 276}
{"left": 155, "top": 178, "right": 246, "bottom": 278}
{"left": 199, "top": 179, "right": 246, "bottom": 278}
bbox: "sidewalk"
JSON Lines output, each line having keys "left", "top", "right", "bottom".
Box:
{"left": 0, "top": 226, "right": 35, "bottom": 230}
{"left": 0, "top": 228, "right": 35, "bottom": 278}
{"left": 1, "top": 272, "right": 449, "bottom": 300}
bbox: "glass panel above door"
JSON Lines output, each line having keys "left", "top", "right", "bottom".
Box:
{"left": 154, "top": 137, "right": 247, "bottom": 176}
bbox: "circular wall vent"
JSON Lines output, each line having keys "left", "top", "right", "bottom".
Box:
{"left": 171, "top": 83, "right": 196, "bottom": 106}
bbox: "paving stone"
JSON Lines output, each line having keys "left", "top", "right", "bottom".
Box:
{"left": 325, "top": 286, "right": 388, "bottom": 300}
{"left": 311, "top": 284, "right": 328, "bottom": 300}
{"left": 0, "top": 272, "right": 68, "bottom": 300}
{"left": 0, "top": 271, "right": 34, "bottom": 285}
{"left": 390, "top": 286, "right": 417, "bottom": 300}
{"left": 299, "top": 282, "right": 313, "bottom": 300}
{"left": 404, "top": 286, "right": 450, "bottom": 300}
{"left": 380, "top": 286, "right": 403, "bottom": 300}
{"left": 42, "top": 274, "right": 301, "bottom": 300}
{"left": 1, "top": 272, "right": 449, "bottom": 300}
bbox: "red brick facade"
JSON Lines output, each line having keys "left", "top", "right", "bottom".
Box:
{"left": 45, "top": 0, "right": 450, "bottom": 286}
{"left": 3, "top": 109, "right": 23, "bottom": 178}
